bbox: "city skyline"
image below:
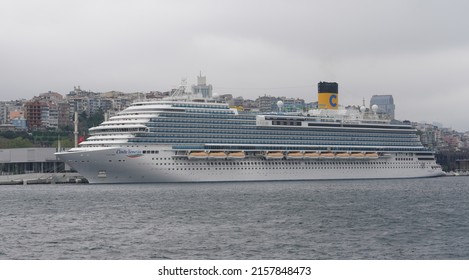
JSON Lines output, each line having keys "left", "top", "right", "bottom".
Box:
{"left": 1, "top": 78, "right": 468, "bottom": 133}
{"left": 1, "top": 0, "right": 469, "bottom": 131}
{"left": 2, "top": 84, "right": 467, "bottom": 135}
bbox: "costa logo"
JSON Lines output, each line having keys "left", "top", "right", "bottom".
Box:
{"left": 329, "top": 94, "right": 338, "bottom": 107}
{"left": 116, "top": 149, "right": 143, "bottom": 158}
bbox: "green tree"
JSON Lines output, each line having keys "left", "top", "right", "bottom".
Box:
{"left": 0, "top": 137, "right": 33, "bottom": 148}
{"left": 78, "top": 109, "right": 104, "bottom": 135}
{"left": 53, "top": 138, "right": 74, "bottom": 149}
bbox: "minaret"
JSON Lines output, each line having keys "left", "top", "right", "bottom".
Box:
{"left": 74, "top": 111, "right": 78, "bottom": 147}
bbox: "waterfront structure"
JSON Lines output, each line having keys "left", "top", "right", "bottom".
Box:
{"left": 0, "top": 148, "right": 85, "bottom": 184}
{"left": 416, "top": 123, "right": 441, "bottom": 149}
{"left": 10, "top": 117, "right": 27, "bottom": 130}
{"left": 25, "top": 100, "right": 47, "bottom": 130}
{"left": 370, "top": 95, "right": 395, "bottom": 119}
{"left": 0, "top": 100, "right": 26, "bottom": 127}
{"left": 24, "top": 94, "right": 70, "bottom": 130}
{"left": 0, "top": 148, "right": 68, "bottom": 175}
{"left": 0, "top": 124, "right": 17, "bottom": 131}
{"left": 456, "top": 159, "right": 469, "bottom": 172}
{"left": 39, "top": 91, "right": 63, "bottom": 101}
{"left": 257, "top": 96, "right": 306, "bottom": 113}
{"left": 282, "top": 97, "right": 306, "bottom": 112}
{"left": 258, "top": 95, "right": 278, "bottom": 112}
{"left": 229, "top": 96, "right": 244, "bottom": 107}
{"left": 9, "top": 110, "right": 24, "bottom": 120}
{"left": 56, "top": 82, "right": 443, "bottom": 183}
{"left": 0, "top": 102, "right": 6, "bottom": 124}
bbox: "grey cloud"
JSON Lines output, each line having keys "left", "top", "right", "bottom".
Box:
{"left": 1, "top": 0, "right": 469, "bottom": 130}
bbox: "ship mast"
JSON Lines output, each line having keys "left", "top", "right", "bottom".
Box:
{"left": 74, "top": 111, "right": 78, "bottom": 147}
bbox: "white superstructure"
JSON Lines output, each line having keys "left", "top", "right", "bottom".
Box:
{"left": 56, "top": 93, "right": 443, "bottom": 183}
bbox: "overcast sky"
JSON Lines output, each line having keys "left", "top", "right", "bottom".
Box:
{"left": 1, "top": 0, "right": 468, "bottom": 131}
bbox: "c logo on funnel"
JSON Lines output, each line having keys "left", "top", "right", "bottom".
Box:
{"left": 329, "top": 94, "right": 337, "bottom": 107}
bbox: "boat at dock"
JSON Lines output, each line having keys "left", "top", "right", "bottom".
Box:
{"left": 56, "top": 81, "right": 444, "bottom": 183}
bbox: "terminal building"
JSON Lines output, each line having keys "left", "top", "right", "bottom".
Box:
{"left": 0, "top": 148, "right": 85, "bottom": 184}
{"left": 0, "top": 148, "right": 68, "bottom": 175}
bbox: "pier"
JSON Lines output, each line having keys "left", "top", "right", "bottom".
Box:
{"left": 0, "top": 148, "right": 86, "bottom": 185}
{"left": 0, "top": 172, "right": 86, "bottom": 185}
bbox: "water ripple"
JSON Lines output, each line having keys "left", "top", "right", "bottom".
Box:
{"left": 0, "top": 177, "right": 468, "bottom": 259}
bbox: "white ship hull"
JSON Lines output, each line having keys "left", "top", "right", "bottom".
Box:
{"left": 57, "top": 145, "right": 444, "bottom": 184}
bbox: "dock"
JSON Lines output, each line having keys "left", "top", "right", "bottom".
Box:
{"left": 0, "top": 172, "right": 87, "bottom": 185}
{"left": 1, "top": 147, "right": 87, "bottom": 185}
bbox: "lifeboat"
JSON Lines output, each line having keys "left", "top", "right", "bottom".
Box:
{"left": 264, "top": 151, "right": 284, "bottom": 160}
{"left": 208, "top": 152, "right": 226, "bottom": 159}
{"left": 320, "top": 152, "right": 335, "bottom": 159}
{"left": 287, "top": 152, "right": 303, "bottom": 159}
{"left": 303, "top": 152, "right": 320, "bottom": 159}
{"left": 336, "top": 153, "right": 350, "bottom": 159}
{"left": 365, "top": 152, "right": 379, "bottom": 159}
{"left": 227, "top": 151, "right": 246, "bottom": 159}
{"left": 350, "top": 152, "right": 365, "bottom": 159}
{"left": 188, "top": 151, "right": 208, "bottom": 159}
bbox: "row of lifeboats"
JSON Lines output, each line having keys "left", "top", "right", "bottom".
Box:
{"left": 188, "top": 151, "right": 246, "bottom": 160}
{"left": 264, "top": 151, "right": 380, "bottom": 160}
{"left": 186, "top": 151, "right": 383, "bottom": 160}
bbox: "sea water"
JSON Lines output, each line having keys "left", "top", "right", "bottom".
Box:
{"left": 0, "top": 177, "right": 468, "bottom": 259}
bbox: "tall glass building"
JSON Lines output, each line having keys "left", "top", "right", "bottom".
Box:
{"left": 191, "top": 72, "right": 213, "bottom": 98}
{"left": 370, "top": 95, "right": 395, "bottom": 119}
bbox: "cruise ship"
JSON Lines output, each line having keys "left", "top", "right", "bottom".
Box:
{"left": 56, "top": 82, "right": 444, "bottom": 183}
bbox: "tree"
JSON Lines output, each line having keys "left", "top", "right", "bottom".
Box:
{"left": 0, "top": 136, "right": 33, "bottom": 148}
{"left": 52, "top": 138, "right": 74, "bottom": 149}
{"left": 78, "top": 109, "right": 104, "bottom": 135}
